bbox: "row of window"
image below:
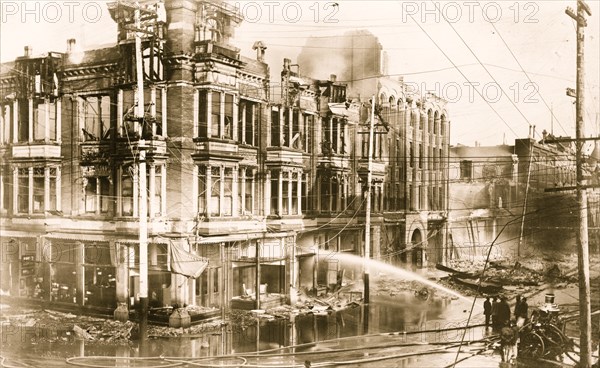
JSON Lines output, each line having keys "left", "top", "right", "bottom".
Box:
{"left": 379, "top": 97, "right": 448, "bottom": 136}
{"left": 2, "top": 164, "right": 433, "bottom": 217}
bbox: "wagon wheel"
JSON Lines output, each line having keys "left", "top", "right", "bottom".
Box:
{"left": 519, "top": 331, "right": 545, "bottom": 359}
{"left": 542, "top": 324, "right": 571, "bottom": 358}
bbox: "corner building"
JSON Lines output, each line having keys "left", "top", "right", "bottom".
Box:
{"left": 0, "top": 0, "right": 451, "bottom": 316}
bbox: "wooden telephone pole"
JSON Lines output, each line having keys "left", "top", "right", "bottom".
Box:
{"left": 566, "top": 1, "right": 593, "bottom": 366}
{"left": 363, "top": 95, "right": 376, "bottom": 305}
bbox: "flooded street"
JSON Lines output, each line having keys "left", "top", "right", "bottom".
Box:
{"left": 1, "top": 291, "right": 510, "bottom": 367}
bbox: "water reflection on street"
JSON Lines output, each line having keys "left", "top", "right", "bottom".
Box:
{"left": 2, "top": 292, "right": 503, "bottom": 367}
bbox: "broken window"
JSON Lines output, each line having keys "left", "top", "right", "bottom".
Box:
{"left": 270, "top": 107, "right": 280, "bottom": 147}
{"left": 15, "top": 166, "right": 58, "bottom": 214}
{"left": 210, "top": 167, "right": 221, "bottom": 217}
{"left": 196, "top": 165, "right": 236, "bottom": 218}
{"left": 224, "top": 94, "right": 233, "bottom": 140}
{"left": 269, "top": 169, "right": 302, "bottom": 216}
{"left": 301, "top": 173, "right": 309, "bottom": 212}
{"left": 238, "top": 99, "right": 258, "bottom": 146}
{"left": 270, "top": 173, "right": 279, "bottom": 215}
{"left": 17, "top": 168, "right": 29, "bottom": 214}
{"left": 151, "top": 165, "right": 164, "bottom": 217}
{"left": 197, "top": 166, "right": 207, "bottom": 216}
{"left": 84, "top": 176, "right": 110, "bottom": 214}
{"left": 198, "top": 90, "right": 208, "bottom": 138}
{"left": 121, "top": 167, "right": 134, "bottom": 216}
{"left": 223, "top": 168, "right": 233, "bottom": 216}
{"left": 238, "top": 167, "right": 255, "bottom": 215}
{"left": 17, "top": 98, "right": 58, "bottom": 142}
{"left": 211, "top": 92, "right": 221, "bottom": 137}
{"left": 460, "top": 160, "right": 473, "bottom": 180}
{"left": 198, "top": 91, "right": 235, "bottom": 140}
{"left": 319, "top": 174, "right": 346, "bottom": 213}
{"left": 304, "top": 114, "right": 313, "bottom": 153}
{"left": 82, "top": 95, "right": 110, "bottom": 141}
{"left": 32, "top": 168, "right": 45, "bottom": 213}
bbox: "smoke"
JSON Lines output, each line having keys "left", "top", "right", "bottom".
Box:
{"left": 296, "top": 30, "right": 384, "bottom": 84}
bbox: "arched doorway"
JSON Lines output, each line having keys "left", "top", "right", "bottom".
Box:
{"left": 410, "top": 229, "right": 423, "bottom": 269}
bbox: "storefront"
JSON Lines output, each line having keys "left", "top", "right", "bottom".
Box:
{"left": 83, "top": 242, "right": 116, "bottom": 308}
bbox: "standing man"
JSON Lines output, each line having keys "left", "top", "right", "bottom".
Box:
{"left": 498, "top": 296, "right": 512, "bottom": 327}
{"left": 483, "top": 297, "right": 492, "bottom": 328}
{"left": 491, "top": 296, "right": 500, "bottom": 329}
{"left": 517, "top": 297, "right": 529, "bottom": 327}
{"left": 514, "top": 295, "right": 522, "bottom": 318}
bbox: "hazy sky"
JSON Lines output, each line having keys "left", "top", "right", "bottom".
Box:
{"left": 1, "top": 0, "right": 598, "bottom": 146}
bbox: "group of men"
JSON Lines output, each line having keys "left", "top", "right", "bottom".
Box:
{"left": 483, "top": 295, "right": 529, "bottom": 329}
{"left": 483, "top": 295, "right": 529, "bottom": 363}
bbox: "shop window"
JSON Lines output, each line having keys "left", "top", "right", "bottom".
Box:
{"left": 83, "top": 243, "right": 115, "bottom": 308}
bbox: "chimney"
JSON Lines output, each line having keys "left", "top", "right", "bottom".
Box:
{"left": 330, "top": 74, "right": 337, "bottom": 82}
{"left": 24, "top": 46, "right": 33, "bottom": 58}
{"left": 283, "top": 58, "right": 291, "bottom": 71}
{"left": 67, "top": 38, "right": 77, "bottom": 53}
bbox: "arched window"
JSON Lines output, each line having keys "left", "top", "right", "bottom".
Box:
{"left": 206, "top": 18, "right": 221, "bottom": 42}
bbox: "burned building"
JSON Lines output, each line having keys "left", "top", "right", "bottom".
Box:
{"left": 448, "top": 133, "right": 588, "bottom": 260}
{"left": 296, "top": 31, "right": 452, "bottom": 270}
{"left": 0, "top": 0, "right": 451, "bottom": 317}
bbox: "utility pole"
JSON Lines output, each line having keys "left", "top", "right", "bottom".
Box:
{"left": 566, "top": 1, "right": 593, "bottom": 366}
{"left": 133, "top": 2, "right": 149, "bottom": 343}
{"left": 363, "top": 95, "right": 376, "bottom": 305}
